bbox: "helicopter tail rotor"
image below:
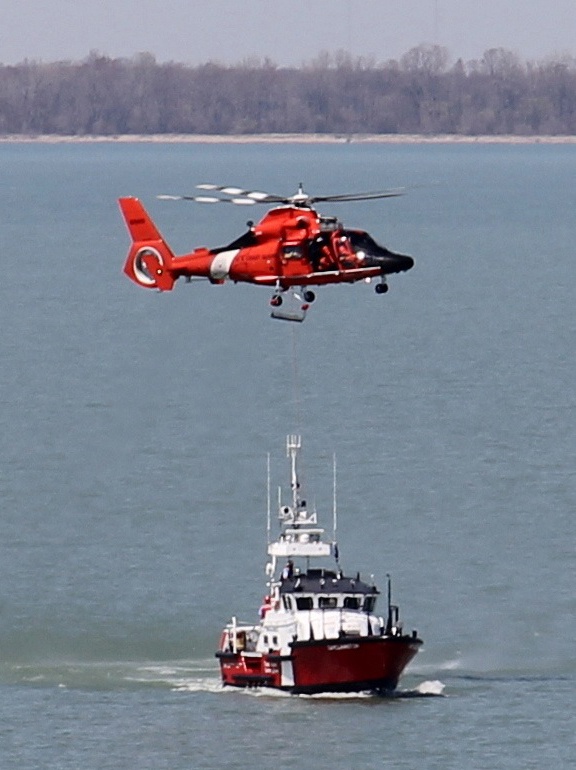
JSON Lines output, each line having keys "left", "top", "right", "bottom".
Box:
{"left": 119, "top": 197, "right": 176, "bottom": 290}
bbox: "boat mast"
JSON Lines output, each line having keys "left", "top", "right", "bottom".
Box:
{"left": 287, "top": 434, "right": 302, "bottom": 514}
{"left": 332, "top": 452, "right": 337, "bottom": 542}
{"left": 266, "top": 451, "right": 271, "bottom": 545}
{"left": 267, "top": 435, "right": 332, "bottom": 573}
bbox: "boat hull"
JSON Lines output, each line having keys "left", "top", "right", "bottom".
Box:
{"left": 216, "top": 634, "right": 422, "bottom": 694}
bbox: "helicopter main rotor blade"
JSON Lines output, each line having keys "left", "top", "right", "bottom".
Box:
{"left": 159, "top": 184, "right": 406, "bottom": 207}
{"left": 310, "top": 189, "right": 405, "bottom": 203}
{"left": 197, "top": 184, "right": 287, "bottom": 204}
{"left": 157, "top": 194, "right": 259, "bottom": 204}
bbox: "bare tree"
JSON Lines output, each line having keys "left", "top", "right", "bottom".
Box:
{"left": 1, "top": 48, "right": 576, "bottom": 136}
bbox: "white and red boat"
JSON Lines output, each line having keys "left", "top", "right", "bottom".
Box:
{"left": 216, "top": 435, "right": 423, "bottom": 694}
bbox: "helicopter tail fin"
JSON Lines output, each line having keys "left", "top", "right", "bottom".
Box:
{"left": 119, "top": 197, "right": 176, "bottom": 290}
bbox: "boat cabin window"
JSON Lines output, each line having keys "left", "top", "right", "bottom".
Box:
{"left": 343, "top": 596, "right": 360, "bottom": 610}
{"left": 318, "top": 597, "right": 338, "bottom": 609}
{"left": 280, "top": 531, "right": 321, "bottom": 544}
{"left": 282, "top": 595, "right": 293, "bottom": 610}
{"left": 363, "top": 596, "right": 376, "bottom": 612}
{"left": 296, "top": 597, "right": 313, "bottom": 610}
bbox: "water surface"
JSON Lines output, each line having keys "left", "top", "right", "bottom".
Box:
{"left": 0, "top": 141, "right": 574, "bottom": 768}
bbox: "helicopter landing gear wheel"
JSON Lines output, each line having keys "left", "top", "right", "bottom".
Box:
{"left": 375, "top": 282, "right": 389, "bottom": 294}
{"left": 270, "top": 294, "right": 283, "bottom": 307}
{"left": 303, "top": 290, "right": 316, "bottom": 303}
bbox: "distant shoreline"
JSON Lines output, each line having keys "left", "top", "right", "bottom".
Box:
{"left": 1, "top": 133, "right": 576, "bottom": 145}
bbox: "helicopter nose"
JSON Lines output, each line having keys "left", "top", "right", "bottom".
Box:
{"left": 367, "top": 252, "right": 414, "bottom": 273}
{"left": 389, "top": 253, "right": 414, "bottom": 272}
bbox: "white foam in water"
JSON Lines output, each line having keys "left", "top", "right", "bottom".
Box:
{"left": 171, "top": 677, "right": 225, "bottom": 694}
{"left": 223, "top": 687, "right": 374, "bottom": 700}
{"left": 414, "top": 679, "right": 446, "bottom": 696}
{"left": 125, "top": 660, "right": 223, "bottom": 692}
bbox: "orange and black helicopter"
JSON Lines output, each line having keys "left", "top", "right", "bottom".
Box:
{"left": 119, "top": 183, "right": 413, "bottom": 320}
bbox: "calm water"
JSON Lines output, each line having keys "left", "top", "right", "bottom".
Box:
{"left": 0, "top": 141, "right": 575, "bottom": 768}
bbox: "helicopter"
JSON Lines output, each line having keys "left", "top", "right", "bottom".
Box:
{"left": 119, "top": 183, "right": 414, "bottom": 317}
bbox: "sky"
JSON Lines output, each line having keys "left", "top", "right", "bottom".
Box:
{"left": 1, "top": 0, "right": 575, "bottom": 67}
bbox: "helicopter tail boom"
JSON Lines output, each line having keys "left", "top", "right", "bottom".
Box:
{"left": 119, "top": 197, "right": 176, "bottom": 290}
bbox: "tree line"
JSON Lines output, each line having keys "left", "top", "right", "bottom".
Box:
{"left": 1, "top": 45, "right": 576, "bottom": 136}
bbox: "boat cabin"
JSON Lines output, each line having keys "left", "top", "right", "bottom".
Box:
{"left": 279, "top": 568, "right": 379, "bottom": 613}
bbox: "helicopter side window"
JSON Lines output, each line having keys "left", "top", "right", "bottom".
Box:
{"left": 296, "top": 597, "right": 313, "bottom": 610}
{"left": 282, "top": 245, "right": 303, "bottom": 259}
{"left": 319, "top": 216, "right": 339, "bottom": 232}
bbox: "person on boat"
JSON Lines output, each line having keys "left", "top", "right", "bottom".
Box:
{"left": 259, "top": 595, "right": 272, "bottom": 619}
{"left": 281, "top": 559, "right": 294, "bottom": 581}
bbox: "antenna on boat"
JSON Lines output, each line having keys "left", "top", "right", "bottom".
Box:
{"left": 332, "top": 452, "right": 337, "bottom": 541}
{"left": 332, "top": 451, "right": 341, "bottom": 568}
{"left": 266, "top": 452, "right": 271, "bottom": 545}
{"left": 384, "top": 573, "right": 399, "bottom": 634}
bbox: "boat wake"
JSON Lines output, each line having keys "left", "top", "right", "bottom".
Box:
{"left": 2, "top": 659, "right": 222, "bottom": 693}
{"left": 211, "top": 679, "right": 446, "bottom": 700}
{"left": 128, "top": 662, "right": 223, "bottom": 693}
{"left": 3, "top": 658, "right": 446, "bottom": 699}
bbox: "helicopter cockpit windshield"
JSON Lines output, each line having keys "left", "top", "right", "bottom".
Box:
{"left": 344, "top": 230, "right": 397, "bottom": 258}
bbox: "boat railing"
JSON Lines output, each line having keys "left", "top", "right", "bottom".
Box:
{"left": 225, "top": 617, "right": 260, "bottom": 653}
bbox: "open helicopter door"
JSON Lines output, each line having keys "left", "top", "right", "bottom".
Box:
{"left": 270, "top": 290, "right": 310, "bottom": 323}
